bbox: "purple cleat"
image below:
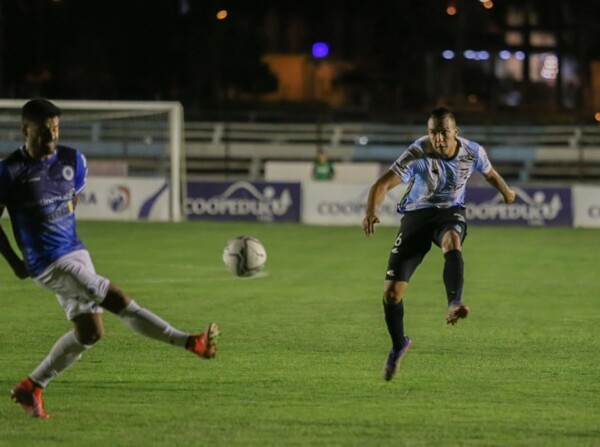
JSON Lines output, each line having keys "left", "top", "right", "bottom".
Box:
{"left": 383, "top": 336, "right": 412, "bottom": 381}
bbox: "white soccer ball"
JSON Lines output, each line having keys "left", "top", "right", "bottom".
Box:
{"left": 222, "top": 236, "right": 267, "bottom": 277}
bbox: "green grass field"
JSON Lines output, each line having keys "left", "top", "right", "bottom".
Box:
{"left": 0, "top": 221, "right": 599, "bottom": 447}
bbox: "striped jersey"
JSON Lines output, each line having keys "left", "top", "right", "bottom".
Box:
{"left": 0, "top": 145, "right": 87, "bottom": 276}
{"left": 390, "top": 136, "right": 492, "bottom": 213}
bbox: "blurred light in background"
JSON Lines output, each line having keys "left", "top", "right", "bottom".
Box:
{"left": 595, "top": 112, "right": 600, "bottom": 122}
{"left": 515, "top": 51, "right": 526, "bottom": 60}
{"left": 446, "top": 1, "right": 457, "bottom": 16}
{"left": 541, "top": 54, "right": 559, "bottom": 80}
{"left": 442, "top": 50, "right": 455, "bottom": 60}
{"left": 499, "top": 50, "right": 512, "bottom": 60}
{"left": 463, "top": 50, "right": 490, "bottom": 61}
{"left": 179, "top": 0, "right": 190, "bottom": 15}
{"left": 357, "top": 136, "right": 369, "bottom": 145}
{"left": 216, "top": 9, "right": 228, "bottom": 20}
{"left": 482, "top": 1, "right": 494, "bottom": 9}
{"left": 312, "top": 42, "right": 329, "bottom": 59}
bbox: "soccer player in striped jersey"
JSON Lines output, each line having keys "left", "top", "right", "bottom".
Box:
{"left": 362, "top": 107, "right": 515, "bottom": 381}
{"left": 0, "top": 98, "right": 219, "bottom": 418}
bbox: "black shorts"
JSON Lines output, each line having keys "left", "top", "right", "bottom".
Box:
{"left": 385, "top": 206, "right": 467, "bottom": 282}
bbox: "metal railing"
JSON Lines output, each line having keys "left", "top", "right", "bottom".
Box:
{"left": 1, "top": 120, "right": 599, "bottom": 182}
{"left": 184, "top": 122, "right": 600, "bottom": 182}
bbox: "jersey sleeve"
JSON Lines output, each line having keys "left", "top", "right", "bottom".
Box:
{"left": 389, "top": 144, "right": 422, "bottom": 183}
{"left": 474, "top": 144, "right": 492, "bottom": 174}
{"left": 74, "top": 151, "right": 88, "bottom": 194}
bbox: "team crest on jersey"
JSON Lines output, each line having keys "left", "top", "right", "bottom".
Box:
{"left": 62, "top": 166, "right": 74, "bottom": 181}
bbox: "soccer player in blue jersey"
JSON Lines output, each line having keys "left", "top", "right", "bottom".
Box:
{"left": 0, "top": 98, "right": 220, "bottom": 418}
{"left": 362, "top": 107, "right": 516, "bottom": 381}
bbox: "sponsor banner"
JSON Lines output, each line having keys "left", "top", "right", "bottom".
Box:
{"left": 465, "top": 186, "right": 572, "bottom": 226}
{"left": 186, "top": 180, "right": 301, "bottom": 222}
{"left": 302, "top": 182, "right": 408, "bottom": 226}
{"left": 573, "top": 185, "right": 600, "bottom": 228}
{"left": 76, "top": 177, "right": 170, "bottom": 221}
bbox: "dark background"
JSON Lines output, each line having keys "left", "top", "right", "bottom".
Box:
{"left": 2, "top": 0, "right": 600, "bottom": 123}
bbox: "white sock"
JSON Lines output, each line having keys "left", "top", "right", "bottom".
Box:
{"left": 118, "top": 300, "right": 190, "bottom": 347}
{"left": 30, "top": 330, "right": 88, "bottom": 388}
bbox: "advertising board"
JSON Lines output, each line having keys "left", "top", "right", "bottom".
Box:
{"left": 186, "top": 180, "right": 301, "bottom": 222}
{"left": 76, "top": 177, "right": 169, "bottom": 221}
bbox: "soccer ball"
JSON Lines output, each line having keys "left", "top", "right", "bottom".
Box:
{"left": 222, "top": 236, "right": 267, "bottom": 277}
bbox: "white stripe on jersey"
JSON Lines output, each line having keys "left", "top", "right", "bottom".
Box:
{"left": 390, "top": 136, "right": 492, "bottom": 212}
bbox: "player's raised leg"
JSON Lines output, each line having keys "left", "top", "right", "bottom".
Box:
{"left": 186, "top": 322, "right": 220, "bottom": 359}
{"left": 101, "top": 283, "right": 220, "bottom": 358}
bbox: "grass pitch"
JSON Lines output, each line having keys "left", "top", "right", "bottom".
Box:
{"left": 0, "top": 221, "right": 599, "bottom": 447}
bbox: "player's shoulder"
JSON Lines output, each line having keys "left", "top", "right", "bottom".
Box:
{"left": 0, "top": 148, "right": 27, "bottom": 184}
{"left": 56, "top": 144, "right": 86, "bottom": 164}
{"left": 458, "top": 136, "right": 484, "bottom": 155}
{"left": 406, "top": 136, "right": 432, "bottom": 156}
{"left": 56, "top": 144, "right": 79, "bottom": 156}
{"left": 2, "top": 147, "right": 26, "bottom": 164}
{"left": 411, "top": 136, "right": 430, "bottom": 149}
{"left": 0, "top": 148, "right": 27, "bottom": 173}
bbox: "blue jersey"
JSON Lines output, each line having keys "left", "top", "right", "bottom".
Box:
{"left": 390, "top": 136, "right": 492, "bottom": 213}
{"left": 0, "top": 145, "right": 87, "bottom": 276}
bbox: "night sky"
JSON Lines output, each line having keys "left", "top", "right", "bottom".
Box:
{"left": 2, "top": 0, "right": 600, "bottom": 118}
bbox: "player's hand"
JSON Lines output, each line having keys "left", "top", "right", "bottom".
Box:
{"left": 362, "top": 214, "right": 380, "bottom": 236}
{"left": 503, "top": 189, "right": 516, "bottom": 204}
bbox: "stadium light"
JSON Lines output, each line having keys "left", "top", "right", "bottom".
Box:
{"left": 312, "top": 42, "right": 329, "bottom": 59}
{"left": 442, "top": 50, "right": 455, "bottom": 60}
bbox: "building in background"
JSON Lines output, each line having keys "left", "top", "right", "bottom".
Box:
{"left": 1, "top": 0, "right": 599, "bottom": 122}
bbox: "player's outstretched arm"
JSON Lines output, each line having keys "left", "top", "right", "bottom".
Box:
{"left": 0, "top": 216, "right": 28, "bottom": 279}
{"left": 363, "top": 171, "right": 401, "bottom": 236}
{"left": 483, "top": 169, "right": 516, "bottom": 204}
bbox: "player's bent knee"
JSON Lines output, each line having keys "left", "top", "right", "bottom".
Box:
{"left": 74, "top": 323, "right": 104, "bottom": 345}
{"left": 383, "top": 281, "right": 408, "bottom": 304}
{"left": 101, "top": 283, "right": 131, "bottom": 314}
{"left": 383, "top": 293, "right": 402, "bottom": 304}
{"left": 72, "top": 313, "right": 105, "bottom": 345}
{"left": 441, "top": 230, "right": 462, "bottom": 252}
{"left": 77, "top": 329, "right": 103, "bottom": 346}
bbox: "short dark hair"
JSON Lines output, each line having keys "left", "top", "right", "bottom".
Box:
{"left": 429, "top": 107, "right": 456, "bottom": 124}
{"left": 22, "top": 98, "right": 61, "bottom": 123}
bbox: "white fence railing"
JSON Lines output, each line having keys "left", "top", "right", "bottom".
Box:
{"left": 1, "top": 120, "right": 599, "bottom": 181}
{"left": 183, "top": 122, "right": 600, "bottom": 182}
